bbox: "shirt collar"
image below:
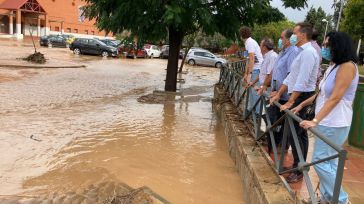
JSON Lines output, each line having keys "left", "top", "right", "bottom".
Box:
{"left": 264, "top": 50, "right": 274, "bottom": 58}
{"left": 300, "top": 42, "right": 312, "bottom": 50}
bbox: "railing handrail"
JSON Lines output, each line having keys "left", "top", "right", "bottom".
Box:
{"left": 218, "top": 60, "right": 347, "bottom": 204}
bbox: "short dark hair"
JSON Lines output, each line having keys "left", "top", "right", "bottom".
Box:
{"left": 312, "top": 28, "right": 320, "bottom": 41}
{"left": 261, "top": 38, "right": 274, "bottom": 50}
{"left": 284, "top": 29, "right": 293, "bottom": 39}
{"left": 295, "top": 22, "right": 313, "bottom": 40}
{"left": 239, "top": 26, "right": 251, "bottom": 39}
{"left": 326, "top": 31, "right": 358, "bottom": 64}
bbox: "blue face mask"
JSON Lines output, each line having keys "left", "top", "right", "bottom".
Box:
{"left": 321, "top": 47, "right": 332, "bottom": 61}
{"left": 278, "top": 39, "right": 283, "bottom": 49}
{"left": 290, "top": 34, "right": 297, "bottom": 46}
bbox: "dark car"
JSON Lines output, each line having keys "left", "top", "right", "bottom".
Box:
{"left": 70, "top": 38, "right": 118, "bottom": 57}
{"left": 160, "top": 45, "right": 184, "bottom": 59}
{"left": 40, "top": 35, "right": 68, "bottom": 48}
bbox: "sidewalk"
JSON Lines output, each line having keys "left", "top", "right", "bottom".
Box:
{"left": 266, "top": 136, "right": 364, "bottom": 203}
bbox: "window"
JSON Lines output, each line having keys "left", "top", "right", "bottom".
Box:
{"left": 91, "top": 31, "right": 95, "bottom": 35}
{"left": 55, "top": 26, "right": 60, "bottom": 31}
{"left": 85, "top": 30, "right": 88, "bottom": 34}
{"left": 194, "top": 52, "right": 204, "bottom": 56}
{"left": 66, "top": 28, "right": 71, "bottom": 33}
{"left": 74, "top": 29, "right": 78, "bottom": 33}
{"left": 88, "top": 39, "right": 97, "bottom": 45}
{"left": 204, "top": 53, "right": 214, "bottom": 58}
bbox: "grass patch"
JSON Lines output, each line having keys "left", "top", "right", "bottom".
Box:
{"left": 360, "top": 65, "right": 364, "bottom": 75}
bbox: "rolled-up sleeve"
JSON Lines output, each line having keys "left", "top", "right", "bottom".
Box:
{"left": 293, "top": 51, "right": 315, "bottom": 92}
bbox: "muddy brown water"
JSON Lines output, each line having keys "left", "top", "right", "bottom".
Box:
{"left": 0, "top": 58, "right": 244, "bottom": 203}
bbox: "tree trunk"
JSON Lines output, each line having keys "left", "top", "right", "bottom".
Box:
{"left": 165, "top": 27, "right": 183, "bottom": 92}
{"left": 178, "top": 46, "right": 190, "bottom": 73}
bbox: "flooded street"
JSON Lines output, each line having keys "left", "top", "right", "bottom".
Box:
{"left": 0, "top": 57, "right": 243, "bottom": 203}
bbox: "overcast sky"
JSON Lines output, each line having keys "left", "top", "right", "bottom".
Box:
{"left": 270, "top": 0, "right": 336, "bottom": 22}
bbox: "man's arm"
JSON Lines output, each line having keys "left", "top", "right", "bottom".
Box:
{"left": 244, "top": 53, "right": 255, "bottom": 83}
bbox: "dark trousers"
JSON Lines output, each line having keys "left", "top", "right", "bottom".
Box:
{"left": 289, "top": 92, "right": 315, "bottom": 172}
{"left": 267, "top": 99, "right": 288, "bottom": 153}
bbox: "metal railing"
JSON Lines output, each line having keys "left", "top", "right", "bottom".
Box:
{"left": 218, "top": 60, "right": 347, "bottom": 204}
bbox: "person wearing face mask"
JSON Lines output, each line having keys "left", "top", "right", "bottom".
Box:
{"left": 270, "top": 22, "right": 320, "bottom": 183}
{"left": 292, "top": 32, "right": 357, "bottom": 204}
{"left": 239, "top": 26, "right": 264, "bottom": 115}
{"left": 258, "top": 29, "right": 300, "bottom": 153}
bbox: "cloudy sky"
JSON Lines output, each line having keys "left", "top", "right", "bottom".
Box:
{"left": 270, "top": 0, "right": 336, "bottom": 22}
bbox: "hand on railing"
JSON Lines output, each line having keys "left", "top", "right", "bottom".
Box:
{"left": 291, "top": 104, "right": 303, "bottom": 114}
{"left": 280, "top": 101, "right": 294, "bottom": 112}
{"left": 269, "top": 94, "right": 279, "bottom": 105}
{"left": 300, "top": 120, "right": 317, "bottom": 130}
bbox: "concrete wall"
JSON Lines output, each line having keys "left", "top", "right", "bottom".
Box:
{"left": 213, "top": 84, "right": 297, "bottom": 204}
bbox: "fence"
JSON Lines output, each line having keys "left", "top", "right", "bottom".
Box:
{"left": 218, "top": 60, "right": 347, "bottom": 204}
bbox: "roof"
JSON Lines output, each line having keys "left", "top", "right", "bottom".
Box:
{"left": 0, "top": 0, "right": 28, "bottom": 9}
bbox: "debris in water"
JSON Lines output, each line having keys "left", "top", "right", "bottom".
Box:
{"left": 30, "top": 134, "right": 42, "bottom": 142}
{"left": 23, "top": 52, "right": 47, "bottom": 64}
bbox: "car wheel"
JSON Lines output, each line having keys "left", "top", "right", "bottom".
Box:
{"left": 73, "top": 48, "right": 81, "bottom": 55}
{"left": 188, "top": 59, "right": 196, "bottom": 66}
{"left": 215, "top": 62, "right": 222, "bottom": 68}
{"left": 101, "top": 51, "right": 109, "bottom": 57}
{"left": 47, "top": 41, "right": 52, "bottom": 48}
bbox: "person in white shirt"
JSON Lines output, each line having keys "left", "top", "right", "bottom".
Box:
{"left": 255, "top": 38, "right": 278, "bottom": 91}
{"left": 239, "top": 26, "right": 263, "bottom": 114}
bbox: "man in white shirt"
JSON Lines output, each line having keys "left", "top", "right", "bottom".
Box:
{"left": 239, "top": 26, "right": 263, "bottom": 114}
{"left": 255, "top": 38, "right": 278, "bottom": 89}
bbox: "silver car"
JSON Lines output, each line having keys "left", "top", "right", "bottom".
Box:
{"left": 186, "top": 49, "right": 226, "bottom": 68}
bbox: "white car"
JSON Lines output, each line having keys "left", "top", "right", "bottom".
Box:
{"left": 143, "top": 44, "right": 161, "bottom": 58}
{"left": 186, "top": 49, "right": 226, "bottom": 68}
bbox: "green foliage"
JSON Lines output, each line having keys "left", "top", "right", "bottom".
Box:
{"left": 252, "top": 20, "right": 295, "bottom": 46}
{"left": 281, "top": 0, "right": 308, "bottom": 9}
{"left": 341, "top": 0, "right": 364, "bottom": 40}
{"left": 305, "top": 6, "right": 334, "bottom": 43}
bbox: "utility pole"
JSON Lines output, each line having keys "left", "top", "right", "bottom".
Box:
{"left": 336, "top": 0, "right": 344, "bottom": 31}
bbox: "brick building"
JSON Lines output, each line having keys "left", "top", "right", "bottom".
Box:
{"left": 0, "top": 0, "right": 110, "bottom": 39}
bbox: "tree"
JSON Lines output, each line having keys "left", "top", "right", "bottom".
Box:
{"left": 332, "top": 0, "right": 348, "bottom": 29}
{"left": 252, "top": 20, "right": 295, "bottom": 45}
{"left": 304, "top": 7, "right": 334, "bottom": 44}
{"left": 84, "top": 0, "right": 307, "bottom": 92}
{"left": 341, "top": 0, "right": 364, "bottom": 41}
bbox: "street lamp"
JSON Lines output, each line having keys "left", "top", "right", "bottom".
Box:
{"left": 322, "top": 19, "right": 329, "bottom": 45}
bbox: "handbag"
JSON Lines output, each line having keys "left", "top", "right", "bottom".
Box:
{"left": 305, "top": 64, "right": 339, "bottom": 120}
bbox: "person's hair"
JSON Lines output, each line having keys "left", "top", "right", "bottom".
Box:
{"left": 326, "top": 31, "right": 358, "bottom": 64}
{"left": 261, "top": 38, "right": 274, "bottom": 50}
{"left": 312, "top": 28, "right": 320, "bottom": 41}
{"left": 295, "top": 22, "right": 313, "bottom": 40}
{"left": 283, "top": 29, "right": 293, "bottom": 40}
{"left": 239, "top": 26, "right": 251, "bottom": 39}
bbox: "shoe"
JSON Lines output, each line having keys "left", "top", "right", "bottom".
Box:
{"left": 286, "top": 172, "right": 303, "bottom": 183}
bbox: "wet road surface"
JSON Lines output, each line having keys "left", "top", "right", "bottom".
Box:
{"left": 0, "top": 57, "right": 244, "bottom": 203}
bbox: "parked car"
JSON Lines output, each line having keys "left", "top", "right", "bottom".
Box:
{"left": 160, "top": 45, "right": 184, "bottom": 59}
{"left": 69, "top": 38, "right": 118, "bottom": 57}
{"left": 186, "top": 49, "right": 226, "bottom": 68}
{"left": 143, "top": 44, "right": 161, "bottom": 58}
{"left": 118, "top": 43, "right": 148, "bottom": 58}
{"left": 40, "top": 35, "right": 68, "bottom": 48}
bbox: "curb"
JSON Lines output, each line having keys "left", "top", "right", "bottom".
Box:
{"left": 0, "top": 64, "right": 87, "bottom": 69}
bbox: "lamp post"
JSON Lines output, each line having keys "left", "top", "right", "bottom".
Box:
{"left": 322, "top": 19, "right": 329, "bottom": 45}
{"left": 336, "top": 0, "right": 344, "bottom": 31}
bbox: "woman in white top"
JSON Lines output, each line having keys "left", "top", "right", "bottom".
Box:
{"left": 292, "top": 32, "right": 358, "bottom": 204}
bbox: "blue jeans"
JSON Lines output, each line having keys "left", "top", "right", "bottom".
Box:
{"left": 248, "top": 69, "right": 260, "bottom": 114}
{"left": 313, "top": 125, "right": 350, "bottom": 204}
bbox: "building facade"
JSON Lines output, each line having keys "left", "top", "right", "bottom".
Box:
{"left": 0, "top": 0, "right": 110, "bottom": 39}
